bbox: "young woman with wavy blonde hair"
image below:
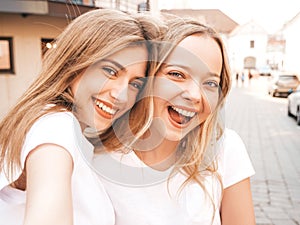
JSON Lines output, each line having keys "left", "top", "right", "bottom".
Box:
{"left": 0, "top": 9, "right": 164, "bottom": 225}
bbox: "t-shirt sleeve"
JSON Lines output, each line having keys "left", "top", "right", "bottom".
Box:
{"left": 20, "top": 112, "right": 82, "bottom": 169}
{"left": 218, "top": 128, "right": 255, "bottom": 189}
{"left": 0, "top": 112, "right": 83, "bottom": 191}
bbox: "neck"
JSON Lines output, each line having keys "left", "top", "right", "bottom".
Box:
{"left": 134, "top": 138, "right": 180, "bottom": 170}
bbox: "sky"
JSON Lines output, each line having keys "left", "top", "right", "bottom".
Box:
{"left": 158, "top": 0, "right": 300, "bottom": 33}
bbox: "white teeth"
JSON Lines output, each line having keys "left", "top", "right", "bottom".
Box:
{"left": 171, "top": 106, "right": 196, "bottom": 117}
{"left": 95, "top": 100, "right": 116, "bottom": 115}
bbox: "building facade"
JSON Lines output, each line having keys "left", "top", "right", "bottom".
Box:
{"left": 280, "top": 12, "right": 300, "bottom": 74}
{"left": 0, "top": 0, "right": 147, "bottom": 119}
{"left": 227, "top": 20, "right": 269, "bottom": 74}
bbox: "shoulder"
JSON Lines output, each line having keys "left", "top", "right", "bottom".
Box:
{"left": 217, "top": 128, "right": 247, "bottom": 159}
{"left": 217, "top": 128, "right": 247, "bottom": 154}
{"left": 22, "top": 112, "right": 84, "bottom": 165}
{"left": 0, "top": 112, "right": 84, "bottom": 191}
{"left": 222, "top": 128, "right": 243, "bottom": 144}
{"left": 32, "top": 111, "right": 78, "bottom": 129}
{"left": 27, "top": 111, "right": 81, "bottom": 140}
{"left": 217, "top": 128, "right": 255, "bottom": 188}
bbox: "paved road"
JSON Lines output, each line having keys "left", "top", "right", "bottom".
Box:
{"left": 225, "top": 77, "right": 300, "bottom": 225}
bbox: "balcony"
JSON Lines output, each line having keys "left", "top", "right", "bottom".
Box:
{"left": 0, "top": 0, "right": 98, "bottom": 18}
{"left": 0, "top": 0, "right": 147, "bottom": 17}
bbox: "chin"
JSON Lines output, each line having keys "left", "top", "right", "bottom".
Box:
{"left": 92, "top": 121, "right": 110, "bottom": 132}
{"left": 164, "top": 132, "right": 186, "bottom": 142}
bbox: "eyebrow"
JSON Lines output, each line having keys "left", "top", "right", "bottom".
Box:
{"left": 101, "top": 59, "right": 127, "bottom": 72}
{"left": 207, "top": 72, "right": 221, "bottom": 79}
{"left": 102, "top": 59, "right": 147, "bottom": 80}
{"left": 136, "top": 77, "right": 148, "bottom": 84}
{"left": 163, "top": 63, "right": 221, "bottom": 78}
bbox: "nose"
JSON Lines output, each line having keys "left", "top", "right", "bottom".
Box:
{"left": 181, "top": 81, "right": 203, "bottom": 103}
{"left": 109, "top": 81, "right": 128, "bottom": 104}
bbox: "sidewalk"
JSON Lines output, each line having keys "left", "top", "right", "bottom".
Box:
{"left": 225, "top": 77, "right": 300, "bottom": 225}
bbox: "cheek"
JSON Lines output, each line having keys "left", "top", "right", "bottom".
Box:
{"left": 153, "top": 97, "right": 165, "bottom": 116}
{"left": 203, "top": 89, "right": 219, "bottom": 110}
{"left": 125, "top": 90, "right": 140, "bottom": 109}
{"left": 70, "top": 76, "right": 82, "bottom": 97}
{"left": 78, "top": 67, "right": 111, "bottom": 94}
{"left": 197, "top": 91, "right": 219, "bottom": 122}
{"left": 153, "top": 78, "right": 182, "bottom": 100}
{"left": 206, "top": 96, "right": 218, "bottom": 113}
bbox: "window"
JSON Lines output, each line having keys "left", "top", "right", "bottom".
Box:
{"left": 138, "top": 2, "right": 150, "bottom": 12}
{"left": 0, "top": 37, "right": 14, "bottom": 74}
{"left": 72, "top": 0, "right": 83, "bottom": 4}
{"left": 244, "top": 56, "right": 256, "bottom": 69}
{"left": 250, "top": 40, "right": 255, "bottom": 48}
{"left": 41, "top": 38, "right": 56, "bottom": 56}
{"left": 49, "top": 0, "right": 95, "bottom": 6}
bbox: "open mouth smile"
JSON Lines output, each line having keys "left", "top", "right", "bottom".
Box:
{"left": 168, "top": 105, "right": 197, "bottom": 127}
{"left": 93, "top": 98, "right": 117, "bottom": 119}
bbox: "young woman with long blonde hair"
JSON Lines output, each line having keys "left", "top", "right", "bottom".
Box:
{"left": 0, "top": 9, "right": 164, "bottom": 225}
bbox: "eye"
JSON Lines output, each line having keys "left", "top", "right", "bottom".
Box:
{"left": 102, "top": 66, "right": 117, "bottom": 77}
{"left": 204, "top": 80, "right": 219, "bottom": 88}
{"left": 130, "top": 78, "right": 145, "bottom": 91}
{"left": 167, "top": 71, "right": 185, "bottom": 79}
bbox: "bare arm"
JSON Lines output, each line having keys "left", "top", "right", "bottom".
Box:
{"left": 220, "top": 178, "right": 256, "bottom": 225}
{"left": 23, "top": 144, "right": 74, "bottom": 225}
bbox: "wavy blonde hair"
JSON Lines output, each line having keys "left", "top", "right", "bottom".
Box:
{"left": 156, "top": 16, "right": 232, "bottom": 223}
{"left": 157, "top": 15, "right": 232, "bottom": 175}
{"left": 0, "top": 9, "right": 165, "bottom": 182}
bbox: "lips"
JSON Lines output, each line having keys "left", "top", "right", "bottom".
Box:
{"left": 93, "top": 98, "right": 117, "bottom": 119}
{"left": 168, "top": 105, "right": 197, "bottom": 127}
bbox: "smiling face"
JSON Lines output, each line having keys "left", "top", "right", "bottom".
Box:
{"left": 71, "top": 45, "right": 148, "bottom": 132}
{"left": 152, "top": 34, "right": 223, "bottom": 141}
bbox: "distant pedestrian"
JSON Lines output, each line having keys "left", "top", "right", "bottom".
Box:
{"left": 241, "top": 72, "right": 245, "bottom": 86}
{"left": 248, "top": 70, "right": 253, "bottom": 84}
{"left": 236, "top": 72, "right": 239, "bottom": 85}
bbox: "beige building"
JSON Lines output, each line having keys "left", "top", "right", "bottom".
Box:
{"left": 0, "top": 13, "right": 68, "bottom": 119}
{"left": 0, "top": 0, "right": 146, "bottom": 119}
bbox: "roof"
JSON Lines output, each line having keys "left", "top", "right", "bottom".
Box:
{"left": 230, "top": 20, "right": 268, "bottom": 36}
{"left": 160, "top": 9, "right": 239, "bottom": 34}
{"left": 280, "top": 11, "right": 300, "bottom": 31}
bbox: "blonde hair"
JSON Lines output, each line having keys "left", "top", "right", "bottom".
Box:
{"left": 93, "top": 13, "right": 167, "bottom": 151}
{"left": 158, "top": 16, "right": 231, "bottom": 173}
{"left": 157, "top": 16, "right": 232, "bottom": 222}
{"left": 0, "top": 9, "right": 165, "bottom": 182}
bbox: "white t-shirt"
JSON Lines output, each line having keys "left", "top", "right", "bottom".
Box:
{"left": 0, "top": 112, "right": 115, "bottom": 225}
{"left": 90, "top": 128, "right": 255, "bottom": 225}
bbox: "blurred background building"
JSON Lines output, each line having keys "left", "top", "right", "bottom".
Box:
{"left": 0, "top": 0, "right": 299, "bottom": 119}
{"left": 0, "top": 0, "right": 151, "bottom": 119}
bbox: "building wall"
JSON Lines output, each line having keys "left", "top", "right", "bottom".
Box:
{"left": 282, "top": 15, "right": 300, "bottom": 73}
{"left": 228, "top": 34, "right": 268, "bottom": 72}
{"left": 0, "top": 13, "right": 68, "bottom": 119}
{"left": 227, "top": 22, "right": 268, "bottom": 74}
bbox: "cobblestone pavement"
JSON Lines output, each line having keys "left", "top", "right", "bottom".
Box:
{"left": 225, "top": 77, "right": 300, "bottom": 225}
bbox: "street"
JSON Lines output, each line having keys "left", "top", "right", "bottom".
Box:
{"left": 226, "top": 76, "right": 300, "bottom": 225}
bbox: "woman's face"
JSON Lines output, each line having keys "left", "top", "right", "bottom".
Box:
{"left": 152, "top": 34, "right": 223, "bottom": 141}
{"left": 71, "top": 45, "right": 148, "bottom": 131}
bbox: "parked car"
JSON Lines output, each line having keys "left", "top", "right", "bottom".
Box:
{"left": 268, "top": 72, "right": 300, "bottom": 97}
{"left": 287, "top": 85, "right": 300, "bottom": 125}
{"left": 258, "top": 65, "right": 272, "bottom": 76}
